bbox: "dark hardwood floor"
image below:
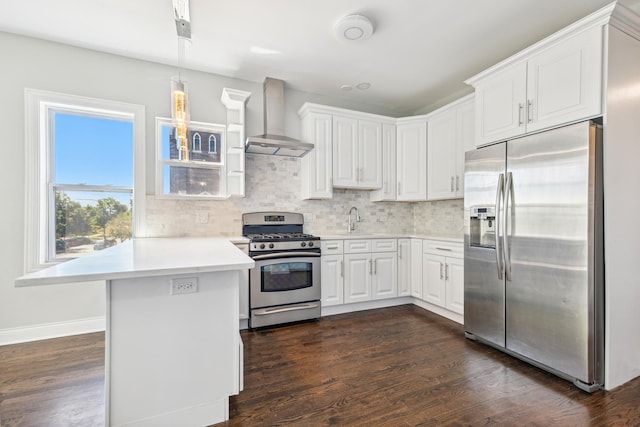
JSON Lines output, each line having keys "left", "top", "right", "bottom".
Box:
{"left": 0, "top": 331, "right": 105, "bottom": 426}
{"left": 1, "top": 305, "right": 639, "bottom": 426}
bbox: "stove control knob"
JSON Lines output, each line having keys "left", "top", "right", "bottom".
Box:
{"left": 308, "top": 242, "right": 314, "bottom": 247}
{"left": 259, "top": 244, "right": 266, "bottom": 249}
{"left": 300, "top": 242, "right": 307, "bottom": 247}
{"left": 269, "top": 243, "right": 275, "bottom": 249}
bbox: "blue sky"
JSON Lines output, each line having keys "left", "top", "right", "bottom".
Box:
{"left": 55, "top": 113, "right": 133, "bottom": 206}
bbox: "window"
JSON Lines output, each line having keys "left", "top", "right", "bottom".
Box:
{"left": 193, "top": 132, "right": 201, "bottom": 152}
{"left": 208, "top": 135, "right": 217, "bottom": 153}
{"left": 25, "top": 89, "right": 145, "bottom": 271}
{"left": 156, "top": 118, "right": 225, "bottom": 198}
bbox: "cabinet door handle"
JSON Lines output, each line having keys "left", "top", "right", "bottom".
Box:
{"left": 527, "top": 99, "right": 533, "bottom": 124}
{"left": 445, "top": 264, "right": 449, "bottom": 281}
{"left": 340, "top": 260, "right": 344, "bottom": 278}
{"left": 373, "top": 259, "right": 377, "bottom": 275}
{"left": 369, "top": 259, "right": 372, "bottom": 274}
{"left": 399, "top": 245, "right": 402, "bottom": 259}
{"left": 440, "top": 262, "right": 444, "bottom": 280}
{"left": 518, "top": 103, "right": 524, "bottom": 126}
{"left": 450, "top": 176, "right": 454, "bottom": 192}
{"left": 456, "top": 176, "right": 459, "bottom": 191}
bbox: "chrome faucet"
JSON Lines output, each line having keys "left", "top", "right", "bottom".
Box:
{"left": 347, "top": 206, "right": 361, "bottom": 233}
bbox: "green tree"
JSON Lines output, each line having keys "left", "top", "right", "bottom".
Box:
{"left": 55, "top": 192, "right": 87, "bottom": 239}
{"left": 106, "top": 211, "right": 132, "bottom": 242}
{"left": 94, "top": 198, "right": 128, "bottom": 241}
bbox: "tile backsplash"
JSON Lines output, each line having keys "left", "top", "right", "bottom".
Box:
{"left": 145, "top": 155, "right": 463, "bottom": 237}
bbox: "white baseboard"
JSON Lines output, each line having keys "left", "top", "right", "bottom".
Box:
{"left": 411, "top": 299, "right": 463, "bottom": 324}
{"left": 321, "top": 297, "right": 413, "bottom": 317}
{"left": 0, "top": 316, "right": 106, "bottom": 346}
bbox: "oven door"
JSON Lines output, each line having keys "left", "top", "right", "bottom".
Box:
{"left": 250, "top": 252, "right": 321, "bottom": 309}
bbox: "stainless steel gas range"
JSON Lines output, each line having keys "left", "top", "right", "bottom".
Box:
{"left": 242, "top": 212, "right": 321, "bottom": 328}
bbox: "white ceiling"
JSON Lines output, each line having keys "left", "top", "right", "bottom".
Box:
{"left": 2, "top": 0, "right": 640, "bottom": 116}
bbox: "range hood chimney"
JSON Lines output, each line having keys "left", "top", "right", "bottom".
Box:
{"left": 245, "top": 77, "right": 313, "bottom": 157}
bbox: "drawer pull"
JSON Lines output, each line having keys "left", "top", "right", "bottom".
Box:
{"left": 435, "top": 247, "right": 452, "bottom": 252}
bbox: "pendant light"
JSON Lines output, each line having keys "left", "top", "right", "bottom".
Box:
{"left": 171, "top": 0, "right": 191, "bottom": 161}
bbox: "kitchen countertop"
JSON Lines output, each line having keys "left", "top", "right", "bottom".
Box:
{"left": 319, "top": 233, "right": 463, "bottom": 243}
{"left": 15, "top": 237, "right": 254, "bottom": 287}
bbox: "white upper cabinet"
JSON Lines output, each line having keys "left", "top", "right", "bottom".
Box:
{"left": 526, "top": 26, "right": 602, "bottom": 132}
{"left": 469, "top": 24, "right": 603, "bottom": 146}
{"left": 299, "top": 108, "right": 333, "bottom": 200}
{"left": 473, "top": 63, "right": 527, "bottom": 145}
{"left": 427, "top": 95, "right": 474, "bottom": 200}
{"left": 396, "top": 120, "right": 427, "bottom": 201}
{"left": 333, "top": 115, "right": 382, "bottom": 189}
{"left": 370, "top": 123, "right": 397, "bottom": 201}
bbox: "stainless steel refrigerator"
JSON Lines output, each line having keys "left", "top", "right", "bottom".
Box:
{"left": 463, "top": 120, "right": 604, "bottom": 392}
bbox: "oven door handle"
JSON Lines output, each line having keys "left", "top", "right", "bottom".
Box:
{"left": 252, "top": 252, "right": 321, "bottom": 260}
{"left": 253, "top": 303, "right": 320, "bottom": 316}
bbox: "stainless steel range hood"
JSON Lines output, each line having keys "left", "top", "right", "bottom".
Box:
{"left": 246, "top": 77, "right": 313, "bottom": 157}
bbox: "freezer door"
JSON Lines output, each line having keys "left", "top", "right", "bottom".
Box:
{"left": 504, "top": 121, "right": 602, "bottom": 384}
{"left": 464, "top": 143, "right": 506, "bottom": 347}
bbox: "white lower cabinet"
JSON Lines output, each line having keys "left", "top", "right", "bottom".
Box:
{"left": 234, "top": 243, "right": 249, "bottom": 320}
{"left": 371, "top": 251, "right": 398, "bottom": 300}
{"left": 320, "top": 237, "right": 462, "bottom": 318}
{"left": 445, "top": 257, "right": 464, "bottom": 314}
{"left": 410, "top": 239, "right": 423, "bottom": 299}
{"left": 421, "top": 240, "right": 464, "bottom": 315}
{"left": 322, "top": 238, "right": 398, "bottom": 306}
{"left": 397, "top": 239, "right": 411, "bottom": 297}
{"left": 321, "top": 253, "right": 344, "bottom": 306}
{"left": 344, "top": 253, "right": 373, "bottom": 303}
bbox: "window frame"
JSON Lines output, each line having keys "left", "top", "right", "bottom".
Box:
{"left": 192, "top": 132, "right": 202, "bottom": 152}
{"left": 155, "top": 117, "right": 227, "bottom": 200}
{"left": 208, "top": 135, "right": 217, "bottom": 154}
{"left": 25, "top": 89, "right": 146, "bottom": 272}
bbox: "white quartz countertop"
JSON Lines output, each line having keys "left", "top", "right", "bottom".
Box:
{"left": 319, "top": 233, "right": 463, "bottom": 243}
{"left": 15, "top": 237, "right": 254, "bottom": 287}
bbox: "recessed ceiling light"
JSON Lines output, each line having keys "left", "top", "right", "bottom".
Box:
{"left": 334, "top": 15, "right": 374, "bottom": 42}
{"left": 356, "top": 82, "right": 371, "bottom": 90}
{"left": 341, "top": 85, "right": 353, "bottom": 91}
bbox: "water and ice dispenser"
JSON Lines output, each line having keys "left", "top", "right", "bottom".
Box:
{"left": 469, "top": 207, "right": 496, "bottom": 248}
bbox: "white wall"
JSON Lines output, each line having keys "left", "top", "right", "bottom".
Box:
{"left": 1, "top": 31, "right": 460, "bottom": 343}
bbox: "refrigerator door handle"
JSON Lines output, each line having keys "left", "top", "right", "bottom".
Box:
{"left": 504, "top": 171, "right": 513, "bottom": 281}
{"left": 495, "top": 173, "right": 505, "bottom": 280}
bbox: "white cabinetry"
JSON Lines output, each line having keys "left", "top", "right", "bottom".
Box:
{"left": 333, "top": 116, "right": 382, "bottom": 189}
{"left": 322, "top": 238, "right": 398, "bottom": 305}
{"left": 233, "top": 243, "right": 250, "bottom": 322}
{"left": 397, "top": 239, "right": 411, "bottom": 296}
{"left": 398, "top": 238, "right": 423, "bottom": 298}
{"left": 427, "top": 95, "right": 475, "bottom": 200}
{"left": 221, "top": 88, "right": 251, "bottom": 197}
{"left": 320, "top": 240, "right": 344, "bottom": 306}
{"left": 421, "top": 240, "right": 464, "bottom": 315}
{"left": 469, "top": 25, "right": 603, "bottom": 146}
{"left": 344, "top": 239, "right": 398, "bottom": 303}
{"left": 410, "top": 239, "right": 423, "bottom": 299}
{"left": 299, "top": 108, "right": 333, "bottom": 199}
{"left": 396, "top": 119, "right": 427, "bottom": 201}
{"left": 371, "top": 123, "right": 397, "bottom": 201}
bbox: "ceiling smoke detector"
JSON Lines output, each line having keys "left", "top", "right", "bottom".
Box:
{"left": 334, "top": 14, "right": 374, "bottom": 42}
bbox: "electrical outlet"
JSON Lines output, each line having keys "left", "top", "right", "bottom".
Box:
{"left": 170, "top": 277, "right": 199, "bottom": 295}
